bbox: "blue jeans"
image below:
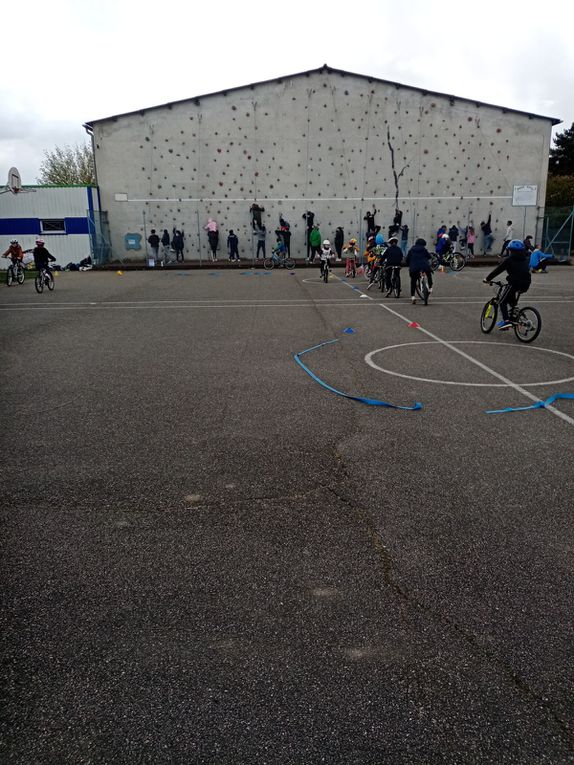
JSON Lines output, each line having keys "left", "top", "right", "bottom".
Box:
{"left": 400, "top": 239, "right": 408, "bottom": 255}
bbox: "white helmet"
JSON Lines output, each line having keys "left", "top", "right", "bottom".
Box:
{"left": 323, "top": 240, "right": 331, "bottom": 247}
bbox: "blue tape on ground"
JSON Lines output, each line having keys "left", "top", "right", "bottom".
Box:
{"left": 294, "top": 339, "right": 422, "bottom": 410}
{"left": 343, "top": 328, "right": 356, "bottom": 334}
{"left": 486, "top": 393, "right": 574, "bottom": 414}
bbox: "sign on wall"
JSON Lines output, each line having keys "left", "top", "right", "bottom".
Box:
{"left": 512, "top": 185, "right": 538, "bottom": 207}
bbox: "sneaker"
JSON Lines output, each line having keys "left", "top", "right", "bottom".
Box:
{"left": 411, "top": 296, "right": 416, "bottom": 304}
{"left": 497, "top": 320, "right": 512, "bottom": 331}
{"left": 428, "top": 288, "right": 433, "bottom": 293}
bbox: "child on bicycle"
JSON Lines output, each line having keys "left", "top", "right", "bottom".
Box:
{"left": 33, "top": 239, "right": 56, "bottom": 280}
{"left": 381, "top": 236, "right": 403, "bottom": 294}
{"left": 483, "top": 239, "right": 531, "bottom": 330}
{"left": 319, "top": 239, "right": 335, "bottom": 277}
{"left": 2, "top": 239, "right": 25, "bottom": 265}
{"left": 343, "top": 238, "right": 360, "bottom": 277}
{"left": 435, "top": 233, "right": 450, "bottom": 264}
{"left": 406, "top": 238, "right": 433, "bottom": 303}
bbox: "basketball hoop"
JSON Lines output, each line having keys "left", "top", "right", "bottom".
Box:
{"left": 8, "top": 167, "right": 22, "bottom": 194}
{"left": 1, "top": 166, "right": 33, "bottom": 195}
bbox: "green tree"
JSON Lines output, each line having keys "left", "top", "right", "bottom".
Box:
{"left": 37, "top": 143, "right": 95, "bottom": 185}
{"left": 549, "top": 122, "right": 574, "bottom": 176}
{"left": 545, "top": 175, "right": 574, "bottom": 207}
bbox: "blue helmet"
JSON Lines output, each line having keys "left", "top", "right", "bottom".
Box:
{"left": 506, "top": 239, "right": 525, "bottom": 251}
{"left": 375, "top": 233, "right": 385, "bottom": 245}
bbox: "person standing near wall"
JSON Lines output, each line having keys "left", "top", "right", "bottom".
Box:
{"left": 161, "top": 229, "right": 171, "bottom": 266}
{"left": 227, "top": 230, "right": 240, "bottom": 261}
{"left": 204, "top": 218, "right": 219, "bottom": 261}
{"left": 466, "top": 226, "right": 476, "bottom": 258}
{"left": 308, "top": 224, "right": 322, "bottom": 263}
{"left": 302, "top": 210, "right": 315, "bottom": 259}
{"left": 253, "top": 225, "right": 267, "bottom": 260}
{"left": 334, "top": 227, "right": 344, "bottom": 261}
{"left": 148, "top": 229, "right": 160, "bottom": 263}
{"left": 500, "top": 220, "right": 514, "bottom": 257}
{"left": 279, "top": 217, "right": 292, "bottom": 257}
{"left": 480, "top": 214, "right": 494, "bottom": 254}
{"left": 172, "top": 230, "right": 184, "bottom": 261}
{"left": 400, "top": 224, "right": 409, "bottom": 256}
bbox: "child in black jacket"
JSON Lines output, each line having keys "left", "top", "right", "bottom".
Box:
{"left": 483, "top": 239, "right": 531, "bottom": 329}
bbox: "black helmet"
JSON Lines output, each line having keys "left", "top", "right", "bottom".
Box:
{"left": 415, "top": 238, "right": 427, "bottom": 246}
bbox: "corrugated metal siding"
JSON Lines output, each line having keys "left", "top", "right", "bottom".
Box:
{"left": 0, "top": 186, "right": 97, "bottom": 218}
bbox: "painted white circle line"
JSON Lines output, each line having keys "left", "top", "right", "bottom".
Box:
{"left": 364, "top": 341, "right": 574, "bottom": 388}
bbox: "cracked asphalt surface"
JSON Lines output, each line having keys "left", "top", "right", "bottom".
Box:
{"left": 1, "top": 266, "right": 573, "bottom": 764}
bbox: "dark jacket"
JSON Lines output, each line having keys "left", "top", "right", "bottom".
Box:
{"left": 227, "top": 233, "right": 239, "bottom": 250}
{"left": 148, "top": 234, "right": 160, "bottom": 248}
{"left": 161, "top": 230, "right": 170, "bottom": 246}
{"left": 172, "top": 232, "right": 184, "bottom": 250}
{"left": 334, "top": 228, "right": 344, "bottom": 248}
{"left": 406, "top": 243, "right": 432, "bottom": 273}
{"left": 33, "top": 246, "right": 56, "bottom": 270}
{"left": 383, "top": 244, "right": 403, "bottom": 266}
{"left": 486, "top": 251, "right": 531, "bottom": 290}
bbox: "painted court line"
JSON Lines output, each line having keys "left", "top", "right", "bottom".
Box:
{"left": 335, "top": 274, "right": 574, "bottom": 427}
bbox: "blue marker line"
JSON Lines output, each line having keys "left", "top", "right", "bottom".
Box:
{"left": 294, "top": 339, "right": 422, "bottom": 410}
{"left": 486, "top": 393, "right": 574, "bottom": 414}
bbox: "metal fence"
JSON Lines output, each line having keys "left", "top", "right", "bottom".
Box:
{"left": 87, "top": 209, "right": 113, "bottom": 264}
{"left": 541, "top": 206, "right": 573, "bottom": 262}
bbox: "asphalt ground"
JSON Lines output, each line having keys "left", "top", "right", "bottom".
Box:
{"left": 1, "top": 264, "right": 573, "bottom": 764}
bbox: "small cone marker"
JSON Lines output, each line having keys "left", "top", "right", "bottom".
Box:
{"left": 117, "top": 270, "right": 123, "bottom": 275}
{"left": 408, "top": 322, "right": 420, "bottom": 328}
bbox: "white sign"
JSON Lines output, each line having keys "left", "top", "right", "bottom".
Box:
{"left": 512, "top": 185, "right": 537, "bottom": 207}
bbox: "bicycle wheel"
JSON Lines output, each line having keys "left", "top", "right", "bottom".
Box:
{"left": 284, "top": 258, "right": 296, "bottom": 270}
{"left": 35, "top": 273, "right": 44, "bottom": 293}
{"left": 420, "top": 275, "right": 429, "bottom": 305}
{"left": 429, "top": 255, "right": 439, "bottom": 272}
{"left": 514, "top": 306, "right": 541, "bottom": 343}
{"left": 17, "top": 266, "right": 25, "bottom": 285}
{"left": 323, "top": 265, "right": 329, "bottom": 283}
{"left": 6, "top": 266, "right": 14, "bottom": 286}
{"left": 263, "top": 258, "right": 274, "bottom": 270}
{"left": 393, "top": 271, "right": 401, "bottom": 298}
{"left": 450, "top": 253, "right": 465, "bottom": 272}
{"left": 46, "top": 273, "right": 55, "bottom": 291}
{"left": 480, "top": 300, "right": 498, "bottom": 333}
{"left": 363, "top": 265, "right": 372, "bottom": 281}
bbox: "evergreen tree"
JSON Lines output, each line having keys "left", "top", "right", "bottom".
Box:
{"left": 37, "top": 143, "right": 95, "bottom": 185}
{"left": 549, "top": 123, "right": 574, "bottom": 176}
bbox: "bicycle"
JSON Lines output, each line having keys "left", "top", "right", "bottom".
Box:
{"left": 430, "top": 246, "right": 465, "bottom": 272}
{"left": 35, "top": 267, "right": 55, "bottom": 294}
{"left": 344, "top": 256, "right": 357, "bottom": 278}
{"left": 263, "top": 251, "right": 296, "bottom": 270}
{"left": 415, "top": 271, "right": 431, "bottom": 305}
{"left": 383, "top": 265, "right": 401, "bottom": 298}
{"left": 321, "top": 257, "right": 331, "bottom": 283}
{"left": 480, "top": 280, "right": 541, "bottom": 343}
{"left": 5, "top": 259, "right": 25, "bottom": 286}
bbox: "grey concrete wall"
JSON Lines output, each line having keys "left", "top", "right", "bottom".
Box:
{"left": 91, "top": 69, "right": 553, "bottom": 261}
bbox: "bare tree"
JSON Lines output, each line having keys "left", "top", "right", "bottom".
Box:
{"left": 37, "top": 143, "right": 95, "bottom": 185}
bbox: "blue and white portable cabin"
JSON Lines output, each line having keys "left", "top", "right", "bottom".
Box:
{"left": 0, "top": 185, "right": 99, "bottom": 268}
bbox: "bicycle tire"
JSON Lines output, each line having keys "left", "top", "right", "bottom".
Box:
{"left": 35, "top": 274, "right": 44, "bottom": 293}
{"left": 480, "top": 300, "right": 498, "bottom": 333}
{"left": 514, "top": 306, "right": 541, "bottom": 343}
{"left": 263, "top": 258, "right": 274, "bottom": 270}
{"left": 393, "top": 270, "right": 401, "bottom": 298}
{"left": 284, "top": 258, "right": 296, "bottom": 270}
{"left": 46, "top": 274, "right": 55, "bottom": 291}
{"left": 363, "top": 265, "right": 373, "bottom": 281}
{"left": 429, "top": 255, "right": 439, "bottom": 272}
{"left": 450, "top": 253, "right": 465, "bottom": 272}
{"left": 420, "top": 274, "right": 429, "bottom": 305}
{"left": 6, "top": 266, "right": 14, "bottom": 286}
{"left": 323, "top": 265, "right": 329, "bottom": 283}
{"left": 17, "top": 266, "right": 25, "bottom": 285}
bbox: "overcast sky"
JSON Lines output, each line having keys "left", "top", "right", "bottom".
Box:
{"left": 2, "top": 0, "right": 573, "bottom": 185}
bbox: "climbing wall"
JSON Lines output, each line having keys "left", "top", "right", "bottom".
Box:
{"left": 92, "top": 68, "right": 553, "bottom": 259}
